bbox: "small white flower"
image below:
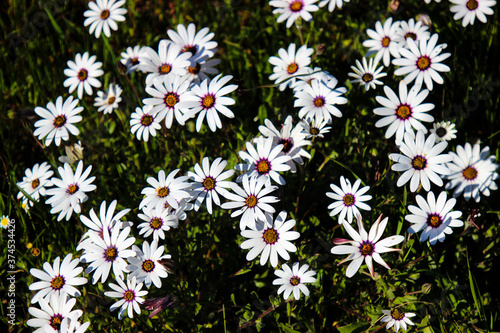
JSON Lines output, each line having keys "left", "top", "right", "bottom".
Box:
{"left": 59, "top": 317, "right": 91, "bottom": 333}
{"left": 429, "top": 121, "right": 457, "bottom": 143}
{"left": 29, "top": 254, "right": 88, "bottom": 304}
{"left": 269, "top": 43, "right": 314, "bottom": 91}
{"left": 326, "top": 176, "right": 372, "bottom": 224}
{"left": 273, "top": 262, "right": 316, "bottom": 300}
{"left": 137, "top": 206, "right": 179, "bottom": 241}
{"left": 1, "top": 215, "right": 10, "bottom": 229}
{"left": 319, "top": 0, "right": 349, "bottom": 12}
{"left": 450, "top": 0, "right": 496, "bottom": 27}
{"left": 269, "top": 0, "right": 319, "bottom": 28}
{"left": 45, "top": 161, "right": 97, "bottom": 221}
{"left": 393, "top": 33, "right": 451, "bottom": 91}
{"left": 166, "top": 23, "right": 218, "bottom": 62}
{"left": 139, "top": 169, "right": 191, "bottom": 212}
{"left": 445, "top": 142, "right": 499, "bottom": 202}
{"left": 221, "top": 174, "right": 279, "bottom": 230}
{"left": 290, "top": 67, "right": 336, "bottom": 93}
{"left": 179, "top": 74, "right": 238, "bottom": 132}
{"left": 182, "top": 58, "right": 221, "bottom": 84}
{"left": 58, "top": 141, "right": 84, "bottom": 164}
{"left": 235, "top": 137, "right": 291, "bottom": 185}
{"left": 394, "top": 18, "right": 431, "bottom": 50}
{"left": 240, "top": 211, "right": 300, "bottom": 267}
{"left": 331, "top": 214, "right": 404, "bottom": 278}
{"left": 34, "top": 96, "right": 83, "bottom": 147}
{"left": 83, "top": 0, "right": 127, "bottom": 38}
{"left": 17, "top": 162, "right": 54, "bottom": 208}
{"left": 389, "top": 130, "right": 453, "bottom": 192}
{"left": 374, "top": 81, "right": 434, "bottom": 142}
{"left": 104, "top": 276, "right": 148, "bottom": 319}
{"left": 363, "top": 17, "right": 401, "bottom": 67}
{"left": 381, "top": 309, "right": 416, "bottom": 332}
{"left": 406, "top": 191, "right": 463, "bottom": 245}
{"left": 120, "top": 45, "right": 149, "bottom": 73}
{"left": 187, "top": 157, "right": 235, "bottom": 214}
{"left": 63, "top": 52, "right": 104, "bottom": 99}
{"left": 80, "top": 226, "right": 136, "bottom": 284}
{"left": 299, "top": 115, "right": 331, "bottom": 139}
{"left": 258, "top": 116, "right": 312, "bottom": 172}
{"left": 129, "top": 105, "right": 162, "bottom": 142}
{"left": 127, "top": 240, "right": 171, "bottom": 288}
{"left": 27, "top": 293, "right": 83, "bottom": 333}
{"left": 94, "top": 84, "right": 122, "bottom": 114}
{"left": 348, "top": 57, "right": 387, "bottom": 91}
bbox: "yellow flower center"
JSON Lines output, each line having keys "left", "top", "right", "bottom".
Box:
{"left": 381, "top": 37, "right": 390, "bottom": 47}
{"left": 78, "top": 69, "right": 88, "bottom": 81}
{"left": 105, "top": 247, "right": 118, "bottom": 261}
{"left": 287, "top": 62, "right": 298, "bottom": 74}
{"left": 181, "top": 45, "right": 197, "bottom": 54}
{"left": 290, "top": 276, "right": 301, "bottom": 286}
{"left": 51, "top": 275, "right": 65, "bottom": 290}
{"left": 31, "top": 178, "right": 40, "bottom": 189}
{"left": 256, "top": 160, "right": 271, "bottom": 174}
{"left": 343, "top": 194, "right": 355, "bottom": 206}
{"left": 417, "top": 56, "right": 431, "bottom": 70}
{"left": 203, "top": 177, "right": 216, "bottom": 191}
{"left": 150, "top": 217, "right": 163, "bottom": 229}
{"left": 290, "top": 0, "right": 303, "bottom": 12}
{"left": 245, "top": 195, "right": 258, "bottom": 208}
{"left": 466, "top": 0, "right": 478, "bottom": 10}
{"left": 108, "top": 96, "right": 116, "bottom": 104}
{"left": 50, "top": 315, "right": 63, "bottom": 330}
{"left": 428, "top": 214, "right": 442, "bottom": 228}
{"left": 157, "top": 186, "right": 170, "bottom": 198}
{"left": 411, "top": 155, "right": 427, "bottom": 170}
{"left": 188, "top": 62, "right": 201, "bottom": 74}
{"left": 310, "top": 127, "right": 320, "bottom": 136}
{"left": 462, "top": 166, "right": 478, "bottom": 180}
{"left": 124, "top": 290, "right": 135, "bottom": 301}
{"left": 131, "top": 58, "right": 140, "bottom": 66}
{"left": 391, "top": 309, "right": 405, "bottom": 320}
{"left": 359, "top": 242, "right": 374, "bottom": 256}
{"left": 405, "top": 32, "right": 417, "bottom": 40}
{"left": 362, "top": 73, "right": 373, "bottom": 82}
{"left": 396, "top": 105, "right": 412, "bottom": 120}
{"left": 313, "top": 97, "right": 325, "bottom": 107}
{"left": 202, "top": 95, "right": 215, "bottom": 109}
{"left": 263, "top": 228, "right": 279, "bottom": 244}
{"left": 54, "top": 115, "right": 67, "bottom": 128}
{"left": 141, "top": 115, "right": 154, "bottom": 126}
{"left": 164, "top": 93, "right": 179, "bottom": 108}
{"left": 142, "top": 259, "right": 155, "bottom": 272}
{"left": 159, "top": 64, "right": 171, "bottom": 75}
{"left": 436, "top": 127, "right": 447, "bottom": 138}
{"left": 278, "top": 138, "right": 293, "bottom": 153}
{"left": 67, "top": 184, "right": 79, "bottom": 195}
{"left": 100, "top": 9, "right": 110, "bottom": 20}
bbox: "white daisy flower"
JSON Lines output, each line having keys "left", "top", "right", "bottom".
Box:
{"left": 258, "top": 116, "right": 312, "bottom": 172}
{"left": 179, "top": 74, "right": 238, "bottom": 132}
{"left": 63, "top": 52, "right": 104, "bottom": 99}
{"left": 83, "top": 0, "right": 127, "bottom": 38}
{"left": 137, "top": 206, "right": 179, "bottom": 241}
{"left": 450, "top": 0, "right": 496, "bottom": 27}
{"left": 362, "top": 17, "right": 401, "bottom": 67}
{"left": 269, "top": 43, "right": 314, "bottom": 91}
{"left": 139, "top": 40, "right": 192, "bottom": 86}
{"left": 94, "top": 84, "right": 122, "bottom": 114}
{"left": 59, "top": 317, "right": 91, "bottom": 333}
{"left": 331, "top": 214, "right": 404, "bottom": 278}
{"left": 45, "top": 161, "right": 97, "bottom": 221}
{"left": 299, "top": 115, "right": 331, "bottom": 139}
{"left": 393, "top": 33, "right": 451, "bottom": 91}
{"left": 319, "top": 0, "right": 349, "bottom": 12}
{"left": 348, "top": 57, "right": 387, "bottom": 91}
{"left": 80, "top": 225, "right": 136, "bottom": 284}
{"left": 221, "top": 174, "right": 280, "bottom": 230}
{"left": 167, "top": 23, "right": 218, "bottom": 62}
{"left": 129, "top": 105, "right": 162, "bottom": 142}
{"left": 1, "top": 215, "right": 10, "bottom": 229}
{"left": 120, "top": 45, "right": 149, "bottom": 73}
{"left": 104, "top": 276, "right": 148, "bottom": 319}
{"left": 269, "top": 0, "right": 319, "bottom": 28}
{"left": 326, "top": 176, "right": 372, "bottom": 224}
{"left": 445, "top": 142, "right": 499, "bottom": 202}
{"left": 27, "top": 293, "right": 83, "bottom": 333}
{"left": 374, "top": 81, "right": 434, "bottom": 142}
{"left": 143, "top": 75, "right": 190, "bottom": 128}
{"left": 17, "top": 162, "right": 54, "bottom": 208}
{"left": 240, "top": 211, "right": 300, "bottom": 267}
{"left": 294, "top": 79, "right": 348, "bottom": 122}
{"left": 290, "top": 67, "right": 336, "bottom": 93}
{"left": 126, "top": 240, "right": 171, "bottom": 288}
{"left": 389, "top": 130, "right": 453, "bottom": 193}
{"left": 78, "top": 200, "right": 131, "bottom": 248}
{"left": 429, "top": 121, "right": 457, "bottom": 143}
{"left": 273, "top": 262, "right": 316, "bottom": 300}
{"left": 183, "top": 58, "right": 221, "bottom": 84}
{"left": 29, "top": 254, "right": 88, "bottom": 304}
{"left": 381, "top": 309, "right": 416, "bottom": 332}
{"left": 33, "top": 96, "right": 83, "bottom": 147}
{"left": 139, "top": 169, "right": 191, "bottom": 212}
{"left": 58, "top": 141, "right": 84, "bottom": 164}
{"left": 405, "top": 191, "right": 463, "bottom": 245}
{"left": 394, "top": 18, "right": 431, "bottom": 50}
{"left": 235, "top": 137, "right": 292, "bottom": 185}
{"left": 187, "top": 157, "right": 235, "bottom": 214}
